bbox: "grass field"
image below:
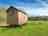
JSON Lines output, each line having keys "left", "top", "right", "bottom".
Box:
{"left": 0, "top": 21, "right": 32, "bottom": 36}
{"left": 32, "top": 21, "right": 48, "bottom": 36}
{"left": 1, "top": 21, "right": 48, "bottom": 36}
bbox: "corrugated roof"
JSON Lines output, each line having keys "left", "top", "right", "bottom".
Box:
{"left": 6, "top": 6, "right": 27, "bottom": 15}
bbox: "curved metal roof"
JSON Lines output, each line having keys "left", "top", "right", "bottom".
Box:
{"left": 6, "top": 6, "right": 28, "bottom": 15}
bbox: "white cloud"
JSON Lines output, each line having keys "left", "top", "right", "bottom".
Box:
{"left": 32, "top": 0, "right": 48, "bottom": 16}
{"left": 17, "top": 7, "right": 48, "bottom": 16}
{"left": 16, "top": 6, "right": 32, "bottom": 16}
{"left": 32, "top": 7, "right": 48, "bottom": 16}
{"left": 40, "top": 7, "right": 48, "bottom": 16}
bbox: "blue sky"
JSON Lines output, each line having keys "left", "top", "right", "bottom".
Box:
{"left": 0, "top": 0, "right": 48, "bottom": 16}
{"left": 0, "top": 0, "right": 32, "bottom": 8}
{"left": 32, "top": 0, "right": 48, "bottom": 16}
{"left": 0, "top": 0, "right": 32, "bottom": 16}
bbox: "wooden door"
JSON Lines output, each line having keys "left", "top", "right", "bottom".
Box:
{"left": 7, "top": 10, "right": 16, "bottom": 25}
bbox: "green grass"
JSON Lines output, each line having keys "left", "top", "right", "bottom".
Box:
{"left": 32, "top": 21, "right": 48, "bottom": 36}
{"left": 0, "top": 21, "right": 32, "bottom": 36}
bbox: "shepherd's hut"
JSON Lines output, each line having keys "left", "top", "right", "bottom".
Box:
{"left": 6, "top": 6, "right": 28, "bottom": 26}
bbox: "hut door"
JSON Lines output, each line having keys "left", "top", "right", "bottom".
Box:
{"left": 7, "top": 10, "right": 16, "bottom": 24}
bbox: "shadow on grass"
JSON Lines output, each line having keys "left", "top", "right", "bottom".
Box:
{"left": 0, "top": 23, "right": 27, "bottom": 32}
{"left": 0, "top": 25, "right": 21, "bottom": 32}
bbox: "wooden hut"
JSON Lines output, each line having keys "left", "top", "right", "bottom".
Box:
{"left": 6, "top": 6, "right": 28, "bottom": 26}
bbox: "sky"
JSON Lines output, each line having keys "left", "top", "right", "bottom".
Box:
{"left": 32, "top": 0, "right": 48, "bottom": 16}
{"left": 0, "top": 0, "right": 32, "bottom": 16}
{"left": 0, "top": 0, "right": 48, "bottom": 16}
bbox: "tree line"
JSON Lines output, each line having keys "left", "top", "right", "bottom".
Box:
{"left": 28, "top": 16, "right": 48, "bottom": 21}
